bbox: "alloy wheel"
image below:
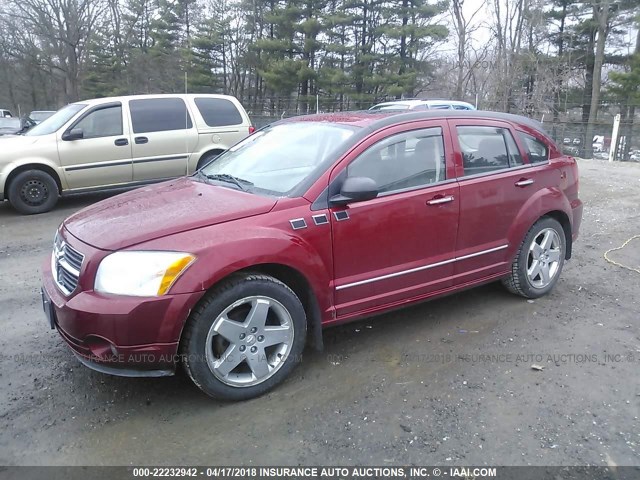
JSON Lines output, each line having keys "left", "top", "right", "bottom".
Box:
{"left": 205, "top": 296, "right": 294, "bottom": 387}
{"left": 527, "top": 228, "right": 562, "bottom": 289}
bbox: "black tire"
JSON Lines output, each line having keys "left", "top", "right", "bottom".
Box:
{"left": 196, "top": 150, "right": 224, "bottom": 170}
{"left": 180, "top": 274, "right": 306, "bottom": 401}
{"left": 8, "top": 169, "right": 59, "bottom": 215}
{"left": 502, "top": 217, "right": 567, "bottom": 299}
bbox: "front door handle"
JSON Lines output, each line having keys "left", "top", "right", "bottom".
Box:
{"left": 515, "top": 178, "right": 534, "bottom": 187}
{"left": 426, "top": 195, "right": 455, "bottom": 205}
{"left": 134, "top": 136, "right": 148, "bottom": 144}
{"left": 114, "top": 138, "right": 128, "bottom": 146}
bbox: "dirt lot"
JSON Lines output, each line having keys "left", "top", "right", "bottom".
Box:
{"left": 0, "top": 158, "right": 639, "bottom": 467}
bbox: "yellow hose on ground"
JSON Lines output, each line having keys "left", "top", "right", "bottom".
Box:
{"left": 604, "top": 235, "right": 640, "bottom": 274}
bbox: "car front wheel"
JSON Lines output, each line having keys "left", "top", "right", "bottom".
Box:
{"left": 8, "top": 169, "right": 59, "bottom": 214}
{"left": 502, "top": 217, "right": 566, "bottom": 299}
{"left": 180, "top": 274, "right": 306, "bottom": 400}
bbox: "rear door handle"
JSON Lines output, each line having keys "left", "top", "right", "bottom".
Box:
{"left": 114, "top": 138, "right": 128, "bottom": 146}
{"left": 134, "top": 136, "right": 148, "bottom": 144}
{"left": 426, "top": 195, "right": 455, "bottom": 205}
{"left": 515, "top": 178, "right": 534, "bottom": 187}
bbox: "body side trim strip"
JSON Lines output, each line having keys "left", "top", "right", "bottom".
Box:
{"left": 65, "top": 155, "right": 189, "bottom": 172}
{"left": 65, "top": 160, "right": 132, "bottom": 172}
{"left": 335, "top": 244, "right": 508, "bottom": 291}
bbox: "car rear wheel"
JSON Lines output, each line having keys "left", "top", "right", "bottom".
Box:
{"left": 196, "top": 150, "right": 224, "bottom": 170}
{"left": 502, "top": 217, "right": 566, "bottom": 299}
{"left": 180, "top": 274, "right": 306, "bottom": 400}
{"left": 8, "top": 169, "right": 59, "bottom": 214}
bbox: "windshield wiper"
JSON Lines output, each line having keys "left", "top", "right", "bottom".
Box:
{"left": 202, "top": 173, "right": 253, "bottom": 191}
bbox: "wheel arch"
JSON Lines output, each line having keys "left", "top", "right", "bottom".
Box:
{"left": 543, "top": 210, "right": 572, "bottom": 259}
{"left": 237, "top": 263, "right": 323, "bottom": 350}
{"left": 179, "top": 262, "right": 324, "bottom": 351}
{"left": 507, "top": 187, "right": 573, "bottom": 262}
{"left": 195, "top": 148, "right": 227, "bottom": 171}
{"left": 5, "top": 162, "right": 63, "bottom": 195}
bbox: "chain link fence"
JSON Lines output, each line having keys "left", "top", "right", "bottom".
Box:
{"left": 244, "top": 96, "right": 640, "bottom": 162}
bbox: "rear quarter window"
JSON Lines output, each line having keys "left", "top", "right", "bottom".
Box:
{"left": 194, "top": 98, "right": 243, "bottom": 127}
{"left": 129, "top": 98, "right": 193, "bottom": 133}
{"left": 520, "top": 133, "right": 549, "bottom": 164}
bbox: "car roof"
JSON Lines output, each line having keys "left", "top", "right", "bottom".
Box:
{"left": 282, "top": 110, "right": 546, "bottom": 135}
{"left": 279, "top": 111, "right": 396, "bottom": 128}
{"left": 71, "top": 93, "right": 240, "bottom": 107}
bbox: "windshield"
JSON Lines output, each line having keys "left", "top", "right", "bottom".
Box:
{"left": 25, "top": 104, "right": 85, "bottom": 136}
{"left": 201, "top": 122, "right": 357, "bottom": 195}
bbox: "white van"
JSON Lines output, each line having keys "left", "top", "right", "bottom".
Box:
{"left": 0, "top": 94, "right": 253, "bottom": 214}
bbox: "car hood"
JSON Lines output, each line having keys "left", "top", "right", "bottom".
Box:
{"left": 63, "top": 177, "right": 278, "bottom": 250}
{"left": 0, "top": 134, "right": 43, "bottom": 147}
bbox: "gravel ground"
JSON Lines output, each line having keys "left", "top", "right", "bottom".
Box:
{"left": 0, "top": 158, "right": 639, "bottom": 467}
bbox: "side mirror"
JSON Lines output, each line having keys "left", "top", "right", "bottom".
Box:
{"left": 62, "top": 128, "right": 84, "bottom": 141}
{"left": 330, "top": 176, "right": 378, "bottom": 205}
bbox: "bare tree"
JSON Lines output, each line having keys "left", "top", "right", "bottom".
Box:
{"left": 449, "top": 0, "right": 486, "bottom": 100}
{"left": 489, "top": 0, "right": 530, "bottom": 111}
{"left": 6, "top": 0, "right": 105, "bottom": 103}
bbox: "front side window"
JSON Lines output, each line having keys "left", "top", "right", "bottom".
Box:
{"left": 129, "top": 98, "right": 193, "bottom": 133}
{"left": 73, "top": 105, "right": 123, "bottom": 138}
{"left": 457, "top": 126, "right": 522, "bottom": 176}
{"left": 194, "top": 98, "right": 243, "bottom": 127}
{"left": 201, "top": 122, "right": 356, "bottom": 195}
{"left": 347, "top": 127, "right": 446, "bottom": 194}
{"left": 520, "top": 133, "right": 549, "bottom": 164}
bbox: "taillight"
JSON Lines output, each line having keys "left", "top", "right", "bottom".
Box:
{"left": 248, "top": 126, "right": 256, "bottom": 134}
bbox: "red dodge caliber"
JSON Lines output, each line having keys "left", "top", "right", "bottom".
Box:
{"left": 42, "top": 110, "right": 583, "bottom": 400}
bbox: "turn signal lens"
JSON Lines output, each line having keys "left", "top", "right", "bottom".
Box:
{"left": 157, "top": 254, "right": 196, "bottom": 295}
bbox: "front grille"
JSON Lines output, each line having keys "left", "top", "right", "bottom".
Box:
{"left": 53, "top": 233, "right": 84, "bottom": 295}
{"left": 63, "top": 244, "right": 84, "bottom": 272}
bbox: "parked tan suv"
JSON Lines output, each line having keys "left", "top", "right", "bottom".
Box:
{"left": 0, "top": 94, "right": 253, "bottom": 214}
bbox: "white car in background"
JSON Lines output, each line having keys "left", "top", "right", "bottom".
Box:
{"left": 369, "top": 99, "right": 476, "bottom": 111}
{"left": 28, "top": 110, "right": 56, "bottom": 124}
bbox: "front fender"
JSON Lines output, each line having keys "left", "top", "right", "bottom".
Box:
{"left": 0, "top": 157, "right": 67, "bottom": 191}
{"left": 506, "top": 186, "right": 572, "bottom": 261}
{"left": 135, "top": 222, "right": 333, "bottom": 330}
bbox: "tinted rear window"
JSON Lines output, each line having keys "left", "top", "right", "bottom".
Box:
{"left": 457, "top": 126, "right": 522, "bottom": 175}
{"left": 129, "top": 98, "right": 193, "bottom": 133}
{"left": 194, "top": 98, "right": 243, "bottom": 127}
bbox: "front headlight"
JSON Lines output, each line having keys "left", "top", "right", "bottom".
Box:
{"left": 94, "top": 251, "right": 196, "bottom": 297}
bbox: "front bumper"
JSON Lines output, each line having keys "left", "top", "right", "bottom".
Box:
{"left": 42, "top": 247, "right": 205, "bottom": 377}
